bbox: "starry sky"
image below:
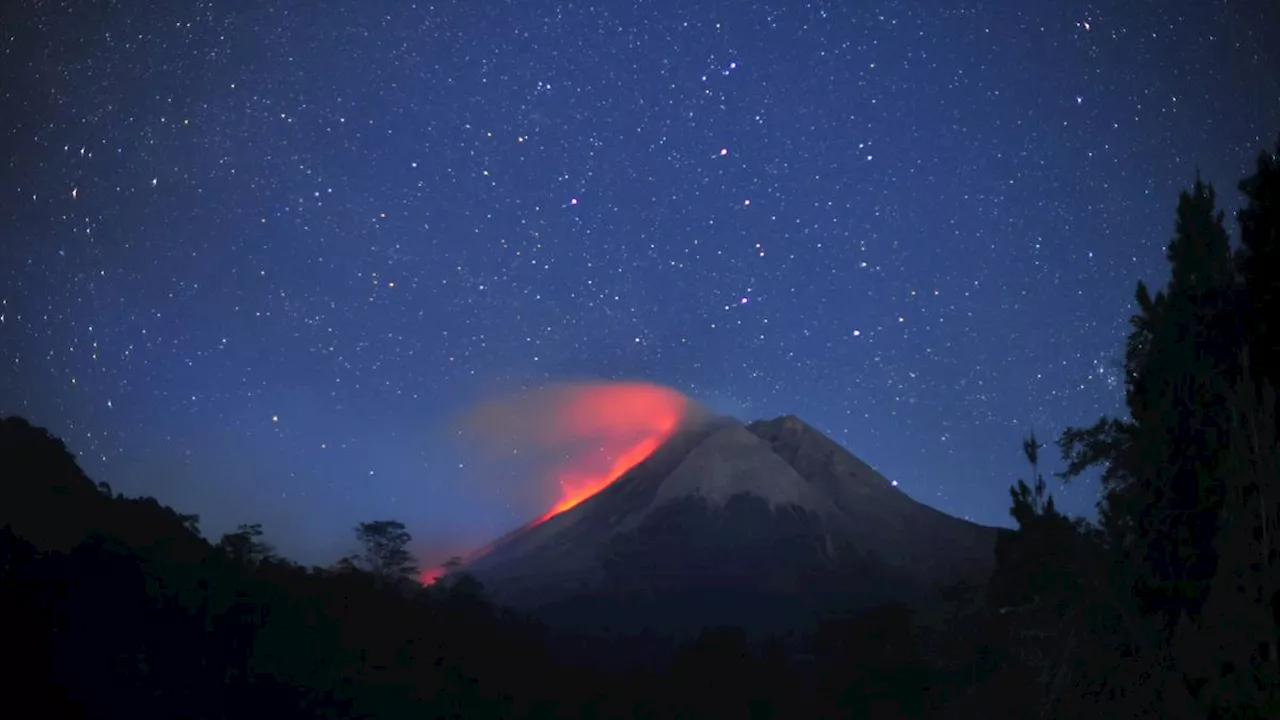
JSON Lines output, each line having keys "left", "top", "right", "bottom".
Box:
{"left": 3, "top": 0, "right": 1279, "bottom": 567}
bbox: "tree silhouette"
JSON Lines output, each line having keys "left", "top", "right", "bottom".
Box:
{"left": 1008, "top": 430, "right": 1056, "bottom": 527}
{"left": 1043, "top": 149, "right": 1280, "bottom": 718}
{"left": 1061, "top": 175, "right": 1239, "bottom": 627}
{"left": 350, "top": 519, "right": 418, "bottom": 581}
{"left": 1238, "top": 137, "right": 1280, "bottom": 390}
{"left": 217, "top": 523, "right": 276, "bottom": 565}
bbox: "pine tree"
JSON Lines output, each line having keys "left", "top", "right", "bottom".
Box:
{"left": 1138, "top": 176, "right": 1239, "bottom": 622}
{"left": 1237, "top": 138, "right": 1280, "bottom": 391}
{"left": 1061, "top": 176, "right": 1240, "bottom": 628}
{"left": 986, "top": 432, "right": 1095, "bottom": 718}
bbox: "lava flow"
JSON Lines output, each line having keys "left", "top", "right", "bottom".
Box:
{"left": 463, "top": 381, "right": 690, "bottom": 526}
{"left": 535, "top": 433, "right": 666, "bottom": 523}
{"left": 425, "top": 382, "right": 691, "bottom": 585}
{"left": 534, "top": 382, "right": 689, "bottom": 523}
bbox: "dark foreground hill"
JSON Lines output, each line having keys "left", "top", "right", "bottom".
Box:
{"left": 462, "top": 413, "right": 1000, "bottom": 636}
{"left": 0, "top": 413, "right": 1020, "bottom": 719}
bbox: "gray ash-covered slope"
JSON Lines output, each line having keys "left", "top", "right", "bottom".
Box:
{"left": 462, "top": 413, "right": 998, "bottom": 633}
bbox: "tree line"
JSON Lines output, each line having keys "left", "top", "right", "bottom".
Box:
{"left": 1, "top": 137, "right": 1278, "bottom": 718}
{"left": 982, "top": 138, "right": 1280, "bottom": 718}
{"left": 0, "top": 413, "right": 937, "bottom": 718}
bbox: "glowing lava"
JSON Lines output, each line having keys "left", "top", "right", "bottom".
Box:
{"left": 536, "top": 433, "right": 667, "bottom": 523}
{"left": 534, "top": 382, "right": 688, "bottom": 523}
{"left": 419, "top": 566, "right": 446, "bottom": 586}
{"left": 463, "top": 381, "right": 690, "bottom": 526}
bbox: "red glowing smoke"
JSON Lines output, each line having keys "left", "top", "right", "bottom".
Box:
{"left": 534, "top": 382, "right": 689, "bottom": 522}
{"left": 463, "top": 381, "right": 691, "bottom": 525}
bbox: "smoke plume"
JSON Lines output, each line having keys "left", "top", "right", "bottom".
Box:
{"left": 459, "top": 381, "right": 695, "bottom": 523}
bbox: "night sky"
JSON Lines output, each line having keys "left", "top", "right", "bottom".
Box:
{"left": 3, "top": 1, "right": 1279, "bottom": 567}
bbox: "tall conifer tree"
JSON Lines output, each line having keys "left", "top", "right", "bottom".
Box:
{"left": 1061, "top": 176, "right": 1239, "bottom": 626}
{"left": 1237, "top": 138, "right": 1280, "bottom": 391}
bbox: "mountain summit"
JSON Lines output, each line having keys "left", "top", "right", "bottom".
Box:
{"left": 462, "top": 414, "right": 998, "bottom": 633}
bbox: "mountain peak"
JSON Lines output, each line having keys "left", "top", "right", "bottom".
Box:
{"left": 650, "top": 422, "right": 833, "bottom": 515}
{"left": 747, "top": 415, "right": 896, "bottom": 497}
{"left": 462, "top": 412, "right": 998, "bottom": 632}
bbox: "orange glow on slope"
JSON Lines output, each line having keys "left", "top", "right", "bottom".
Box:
{"left": 536, "top": 434, "right": 667, "bottom": 523}
{"left": 534, "top": 382, "right": 688, "bottom": 523}
{"left": 419, "top": 566, "right": 446, "bottom": 586}
{"left": 463, "top": 381, "right": 690, "bottom": 527}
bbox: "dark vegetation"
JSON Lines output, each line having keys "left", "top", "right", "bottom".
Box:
{"left": 3, "top": 139, "right": 1279, "bottom": 718}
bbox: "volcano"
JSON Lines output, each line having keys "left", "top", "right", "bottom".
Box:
{"left": 460, "top": 413, "right": 1000, "bottom": 634}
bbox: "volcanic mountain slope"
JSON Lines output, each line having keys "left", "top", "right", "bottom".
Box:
{"left": 461, "top": 414, "right": 1000, "bottom": 633}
